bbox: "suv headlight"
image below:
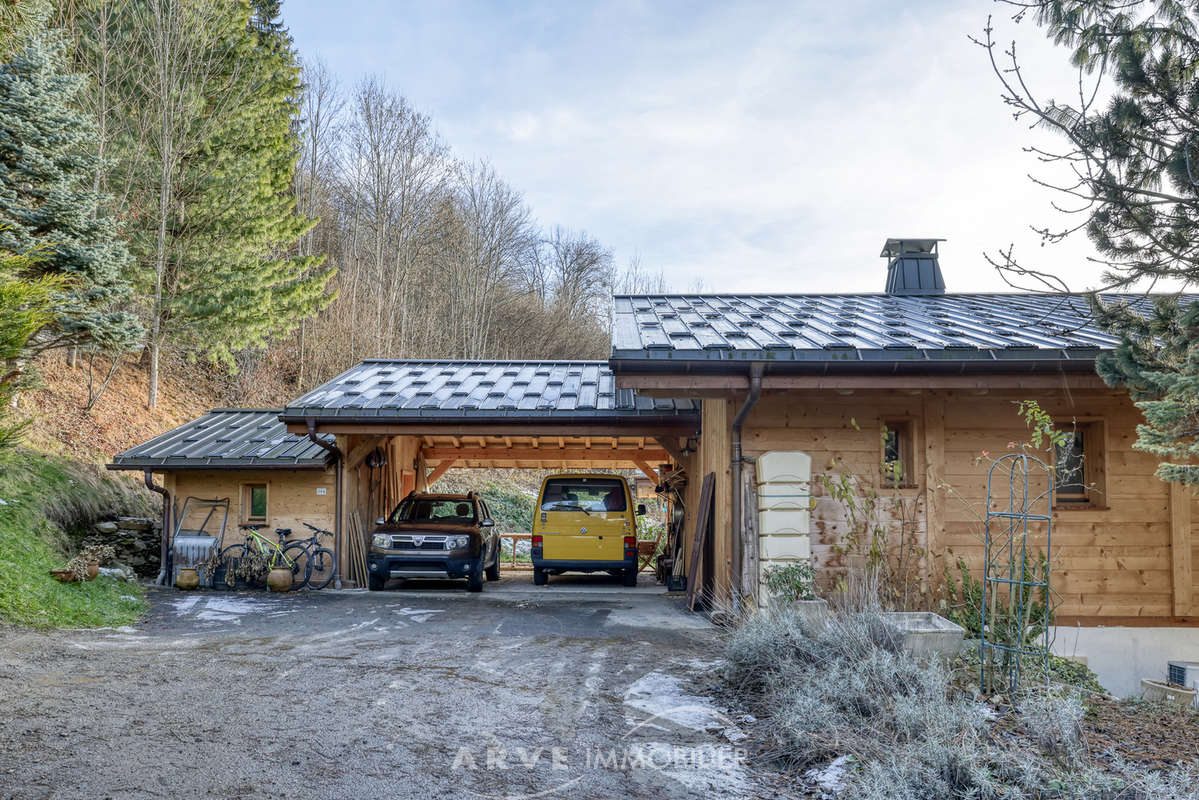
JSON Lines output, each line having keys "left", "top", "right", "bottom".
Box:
{"left": 445, "top": 535, "right": 469, "bottom": 550}
{"left": 371, "top": 534, "right": 392, "bottom": 549}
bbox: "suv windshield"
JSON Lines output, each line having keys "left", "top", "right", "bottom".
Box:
{"left": 540, "top": 478, "right": 626, "bottom": 512}
{"left": 389, "top": 498, "right": 476, "bottom": 524}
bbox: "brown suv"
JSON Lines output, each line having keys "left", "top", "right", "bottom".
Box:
{"left": 367, "top": 492, "right": 501, "bottom": 592}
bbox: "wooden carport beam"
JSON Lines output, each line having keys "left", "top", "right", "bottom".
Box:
{"left": 345, "top": 436, "right": 386, "bottom": 470}
{"left": 421, "top": 447, "right": 669, "bottom": 462}
{"left": 653, "top": 436, "right": 685, "bottom": 465}
{"left": 425, "top": 460, "right": 456, "bottom": 488}
{"left": 632, "top": 458, "right": 660, "bottom": 484}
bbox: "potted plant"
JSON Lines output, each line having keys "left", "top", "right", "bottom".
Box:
{"left": 51, "top": 544, "right": 116, "bottom": 583}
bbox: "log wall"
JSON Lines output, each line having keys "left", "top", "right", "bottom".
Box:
{"left": 723, "top": 386, "right": 1197, "bottom": 621}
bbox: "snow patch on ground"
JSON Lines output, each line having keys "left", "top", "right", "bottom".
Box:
{"left": 806, "top": 755, "right": 852, "bottom": 798}
{"left": 170, "top": 596, "right": 201, "bottom": 613}
{"left": 623, "top": 671, "right": 731, "bottom": 733}
{"left": 203, "top": 597, "right": 267, "bottom": 615}
{"left": 171, "top": 595, "right": 273, "bottom": 623}
{"left": 393, "top": 607, "right": 445, "bottom": 623}
{"left": 632, "top": 742, "right": 748, "bottom": 797}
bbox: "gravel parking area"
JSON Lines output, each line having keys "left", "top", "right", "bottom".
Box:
{"left": 0, "top": 582, "right": 767, "bottom": 799}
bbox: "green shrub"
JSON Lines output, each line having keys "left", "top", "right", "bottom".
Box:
{"left": 0, "top": 449, "right": 146, "bottom": 628}
{"left": 763, "top": 561, "right": 817, "bottom": 601}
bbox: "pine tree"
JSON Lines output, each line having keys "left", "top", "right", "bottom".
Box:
{"left": 174, "top": 0, "right": 333, "bottom": 367}
{"left": 0, "top": 0, "right": 49, "bottom": 57}
{"left": 983, "top": 2, "right": 1199, "bottom": 485}
{"left": 0, "top": 31, "right": 140, "bottom": 356}
{"left": 0, "top": 248, "right": 64, "bottom": 449}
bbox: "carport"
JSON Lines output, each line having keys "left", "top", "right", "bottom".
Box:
{"left": 279, "top": 359, "right": 699, "bottom": 588}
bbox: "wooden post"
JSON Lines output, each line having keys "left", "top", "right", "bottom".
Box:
{"left": 687, "top": 473, "right": 716, "bottom": 611}
{"left": 922, "top": 394, "right": 945, "bottom": 581}
{"left": 1170, "top": 481, "right": 1193, "bottom": 616}
{"left": 701, "top": 397, "right": 732, "bottom": 600}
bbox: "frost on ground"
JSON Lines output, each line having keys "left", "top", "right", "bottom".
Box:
{"left": 630, "top": 742, "right": 749, "bottom": 796}
{"left": 622, "top": 669, "right": 751, "bottom": 798}
{"left": 170, "top": 595, "right": 274, "bottom": 623}
{"left": 806, "top": 754, "right": 852, "bottom": 798}
{"left": 623, "top": 670, "right": 731, "bottom": 732}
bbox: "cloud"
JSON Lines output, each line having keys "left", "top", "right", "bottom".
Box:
{"left": 286, "top": 0, "right": 1116, "bottom": 294}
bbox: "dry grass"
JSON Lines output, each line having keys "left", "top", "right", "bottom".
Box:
{"left": 16, "top": 352, "right": 222, "bottom": 463}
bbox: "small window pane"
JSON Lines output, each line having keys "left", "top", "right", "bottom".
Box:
{"left": 1055, "top": 432, "right": 1086, "bottom": 498}
{"left": 249, "top": 486, "right": 267, "bottom": 518}
{"left": 883, "top": 429, "right": 900, "bottom": 465}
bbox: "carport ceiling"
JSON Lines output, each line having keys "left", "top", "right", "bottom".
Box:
{"left": 419, "top": 434, "right": 670, "bottom": 473}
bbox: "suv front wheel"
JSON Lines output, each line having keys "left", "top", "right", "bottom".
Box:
{"left": 467, "top": 561, "right": 484, "bottom": 592}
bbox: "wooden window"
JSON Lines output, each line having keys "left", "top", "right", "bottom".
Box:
{"left": 881, "top": 419, "right": 917, "bottom": 488}
{"left": 242, "top": 483, "right": 268, "bottom": 524}
{"left": 1052, "top": 420, "right": 1107, "bottom": 509}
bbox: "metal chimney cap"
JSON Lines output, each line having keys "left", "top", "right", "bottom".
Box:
{"left": 880, "top": 238, "right": 944, "bottom": 259}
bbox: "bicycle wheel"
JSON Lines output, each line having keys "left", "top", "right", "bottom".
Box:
{"left": 274, "top": 542, "right": 311, "bottom": 590}
{"left": 218, "top": 543, "right": 252, "bottom": 590}
{"left": 305, "top": 547, "right": 336, "bottom": 590}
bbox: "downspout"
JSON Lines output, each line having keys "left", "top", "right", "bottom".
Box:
{"left": 730, "top": 363, "right": 764, "bottom": 607}
{"left": 144, "top": 470, "right": 171, "bottom": 586}
{"left": 307, "top": 419, "right": 344, "bottom": 590}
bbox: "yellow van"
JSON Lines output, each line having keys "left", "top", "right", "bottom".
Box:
{"left": 530, "top": 473, "right": 645, "bottom": 586}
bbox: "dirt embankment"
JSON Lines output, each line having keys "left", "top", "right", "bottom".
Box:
{"left": 17, "top": 354, "right": 222, "bottom": 464}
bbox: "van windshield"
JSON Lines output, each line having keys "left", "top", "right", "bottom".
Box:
{"left": 390, "top": 498, "right": 476, "bottom": 524}
{"left": 540, "top": 478, "right": 626, "bottom": 512}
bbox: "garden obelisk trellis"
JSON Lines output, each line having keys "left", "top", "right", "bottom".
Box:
{"left": 980, "top": 448, "right": 1053, "bottom": 695}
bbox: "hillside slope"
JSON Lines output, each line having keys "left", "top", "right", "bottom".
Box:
{"left": 1, "top": 355, "right": 226, "bottom": 629}
{"left": 17, "top": 354, "right": 223, "bottom": 464}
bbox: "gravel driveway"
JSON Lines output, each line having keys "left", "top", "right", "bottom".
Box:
{"left": 0, "top": 581, "right": 767, "bottom": 799}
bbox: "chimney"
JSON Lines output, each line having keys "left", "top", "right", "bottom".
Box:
{"left": 882, "top": 238, "right": 945, "bottom": 295}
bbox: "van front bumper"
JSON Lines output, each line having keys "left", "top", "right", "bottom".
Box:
{"left": 368, "top": 552, "right": 480, "bottom": 579}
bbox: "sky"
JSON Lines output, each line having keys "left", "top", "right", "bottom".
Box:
{"left": 282, "top": 0, "right": 1107, "bottom": 294}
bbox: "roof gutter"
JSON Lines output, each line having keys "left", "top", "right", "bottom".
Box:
{"left": 144, "top": 470, "right": 171, "bottom": 586}
{"left": 730, "top": 363, "right": 763, "bottom": 608}
{"left": 306, "top": 419, "right": 344, "bottom": 590}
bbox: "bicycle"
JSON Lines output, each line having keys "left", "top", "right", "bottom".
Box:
{"left": 219, "top": 524, "right": 308, "bottom": 591}
{"left": 281, "top": 522, "right": 336, "bottom": 590}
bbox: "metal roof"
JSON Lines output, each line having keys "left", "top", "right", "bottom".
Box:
{"left": 610, "top": 293, "right": 1176, "bottom": 367}
{"left": 109, "top": 409, "right": 335, "bottom": 471}
{"left": 280, "top": 360, "right": 698, "bottom": 422}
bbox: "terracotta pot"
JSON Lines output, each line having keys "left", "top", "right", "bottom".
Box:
{"left": 50, "top": 568, "right": 77, "bottom": 583}
{"left": 86, "top": 562, "right": 100, "bottom": 581}
{"left": 267, "top": 567, "right": 293, "bottom": 592}
{"left": 175, "top": 567, "right": 200, "bottom": 590}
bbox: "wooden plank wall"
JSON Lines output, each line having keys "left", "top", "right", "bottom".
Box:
{"left": 733, "top": 387, "right": 1187, "bottom": 620}
{"left": 168, "top": 469, "right": 336, "bottom": 547}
